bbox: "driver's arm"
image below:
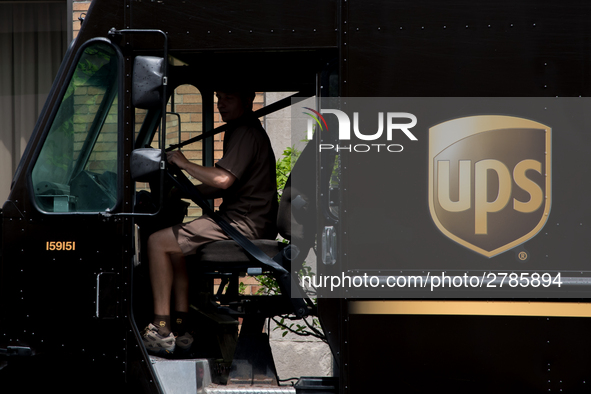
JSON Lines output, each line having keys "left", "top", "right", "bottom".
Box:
{"left": 196, "top": 184, "right": 225, "bottom": 199}
{"left": 167, "top": 151, "right": 236, "bottom": 189}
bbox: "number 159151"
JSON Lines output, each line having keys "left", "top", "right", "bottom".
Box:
{"left": 46, "top": 241, "right": 76, "bottom": 251}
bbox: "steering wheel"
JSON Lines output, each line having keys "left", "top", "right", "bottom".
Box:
{"left": 163, "top": 161, "right": 210, "bottom": 207}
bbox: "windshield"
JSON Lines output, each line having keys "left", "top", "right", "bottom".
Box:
{"left": 31, "top": 40, "right": 120, "bottom": 213}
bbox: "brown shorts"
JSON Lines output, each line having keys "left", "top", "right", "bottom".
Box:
{"left": 171, "top": 211, "right": 258, "bottom": 256}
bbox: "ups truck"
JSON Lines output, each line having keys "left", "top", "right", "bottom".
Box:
{"left": 3, "top": 0, "right": 591, "bottom": 393}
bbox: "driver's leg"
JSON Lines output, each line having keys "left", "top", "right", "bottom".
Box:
{"left": 141, "top": 227, "right": 183, "bottom": 357}
{"left": 170, "top": 248, "right": 194, "bottom": 355}
{"left": 148, "top": 227, "right": 183, "bottom": 324}
{"left": 142, "top": 216, "right": 228, "bottom": 357}
{"left": 171, "top": 253, "right": 189, "bottom": 314}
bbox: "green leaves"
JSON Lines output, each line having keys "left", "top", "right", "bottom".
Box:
{"left": 276, "top": 146, "right": 301, "bottom": 202}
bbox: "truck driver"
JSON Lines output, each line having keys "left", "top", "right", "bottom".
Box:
{"left": 141, "top": 89, "right": 278, "bottom": 357}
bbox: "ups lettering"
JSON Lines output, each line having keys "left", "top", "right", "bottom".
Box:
{"left": 437, "top": 159, "right": 543, "bottom": 235}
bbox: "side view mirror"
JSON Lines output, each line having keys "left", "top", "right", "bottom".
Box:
{"left": 130, "top": 148, "right": 162, "bottom": 182}
{"left": 132, "top": 56, "right": 164, "bottom": 109}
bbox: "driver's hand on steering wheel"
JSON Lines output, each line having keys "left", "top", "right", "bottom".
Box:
{"left": 166, "top": 150, "right": 190, "bottom": 170}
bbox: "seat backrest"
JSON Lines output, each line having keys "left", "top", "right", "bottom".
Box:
{"left": 276, "top": 138, "right": 317, "bottom": 263}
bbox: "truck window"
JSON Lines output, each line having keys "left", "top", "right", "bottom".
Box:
{"left": 134, "top": 84, "right": 205, "bottom": 221}
{"left": 31, "top": 40, "right": 120, "bottom": 213}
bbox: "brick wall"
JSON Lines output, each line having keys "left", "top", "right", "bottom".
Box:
{"left": 158, "top": 85, "right": 206, "bottom": 221}
{"left": 72, "top": 1, "right": 90, "bottom": 39}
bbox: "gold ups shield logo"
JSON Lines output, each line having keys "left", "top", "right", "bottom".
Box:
{"left": 429, "top": 115, "right": 551, "bottom": 257}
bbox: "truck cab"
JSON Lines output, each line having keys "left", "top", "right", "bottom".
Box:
{"left": 0, "top": 1, "right": 336, "bottom": 392}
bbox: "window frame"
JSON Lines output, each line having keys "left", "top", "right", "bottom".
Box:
{"left": 27, "top": 37, "right": 124, "bottom": 215}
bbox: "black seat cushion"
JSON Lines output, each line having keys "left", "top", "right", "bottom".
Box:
{"left": 195, "top": 239, "right": 286, "bottom": 264}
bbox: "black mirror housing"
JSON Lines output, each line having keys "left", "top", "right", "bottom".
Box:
{"left": 130, "top": 148, "right": 162, "bottom": 182}
{"left": 132, "top": 56, "right": 164, "bottom": 109}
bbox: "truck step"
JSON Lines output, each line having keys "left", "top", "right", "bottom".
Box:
{"left": 150, "top": 357, "right": 212, "bottom": 394}
{"left": 205, "top": 387, "right": 295, "bottom": 394}
{"left": 150, "top": 357, "right": 296, "bottom": 394}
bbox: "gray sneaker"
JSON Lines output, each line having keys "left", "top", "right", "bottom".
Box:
{"left": 142, "top": 323, "right": 175, "bottom": 357}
